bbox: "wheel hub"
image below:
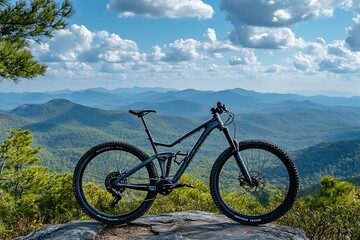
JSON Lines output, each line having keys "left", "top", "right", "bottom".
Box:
{"left": 238, "top": 171, "right": 266, "bottom": 192}
{"left": 105, "top": 171, "right": 127, "bottom": 193}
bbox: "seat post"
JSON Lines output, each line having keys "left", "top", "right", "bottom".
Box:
{"left": 139, "top": 116, "right": 158, "bottom": 153}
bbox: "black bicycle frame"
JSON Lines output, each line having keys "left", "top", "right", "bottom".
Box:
{"left": 113, "top": 112, "right": 253, "bottom": 190}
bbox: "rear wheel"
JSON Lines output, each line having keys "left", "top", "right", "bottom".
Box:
{"left": 73, "top": 141, "right": 158, "bottom": 225}
{"left": 210, "top": 140, "right": 299, "bottom": 225}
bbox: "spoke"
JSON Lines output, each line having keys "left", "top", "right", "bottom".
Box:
{"left": 258, "top": 151, "right": 274, "bottom": 174}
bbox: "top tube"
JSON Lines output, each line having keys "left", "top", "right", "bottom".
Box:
{"left": 154, "top": 115, "right": 222, "bottom": 148}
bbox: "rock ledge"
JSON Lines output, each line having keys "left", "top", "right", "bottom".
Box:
{"left": 16, "top": 211, "right": 309, "bottom": 240}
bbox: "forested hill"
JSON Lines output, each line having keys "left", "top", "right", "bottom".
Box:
{"left": 294, "top": 139, "right": 360, "bottom": 187}
{"left": 1, "top": 99, "right": 360, "bottom": 185}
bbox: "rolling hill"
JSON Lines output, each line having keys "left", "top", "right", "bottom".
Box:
{"left": 294, "top": 139, "right": 360, "bottom": 191}
{"left": 1, "top": 98, "right": 360, "bottom": 185}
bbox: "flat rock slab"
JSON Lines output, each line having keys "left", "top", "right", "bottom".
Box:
{"left": 15, "top": 211, "right": 308, "bottom": 240}
{"left": 96, "top": 211, "right": 309, "bottom": 240}
{"left": 14, "top": 220, "right": 104, "bottom": 240}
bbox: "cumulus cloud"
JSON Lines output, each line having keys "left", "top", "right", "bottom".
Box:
{"left": 293, "top": 54, "right": 317, "bottom": 71}
{"left": 293, "top": 40, "right": 360, "bottom": 74}
{"left": 221, "top": 0, "right": 339, "bottom": 27}
{"left": 30, "top": 25, "right": 258, "bottom": 77}
{"left": 202, "top": 28, "right": 240, "bottom": 57}
{"left": 106, "top": 0, "right": 214, "bottom": 19}
{"left": 229, "top": 25, "right": 298, "bottom": 49}
{"left": 346, "top": 15, "right": 360, "bottom": 51}
{"left": 30, "top": 24, "right": 143, "bottom": 65}
{"left": 221, "top": 0, "right": 345, "bottom": 49}
{"left": 228, "top": 50, "right": 259, "bottom": 65}
{"left": 265, "top": 64, "right": 287, "bottom": 73}
{"left": 162, "top": 38, "right": 202, "bottom": 62}
{"left": 151, "top": 28, "right": 255, "bottom": 63}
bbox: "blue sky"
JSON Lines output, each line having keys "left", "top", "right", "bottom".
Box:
{"left": 2, "top": 0, "right": 360, "bottom": 96}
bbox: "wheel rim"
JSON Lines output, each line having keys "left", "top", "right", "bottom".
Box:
{"left": 79, "top": 147, "right": 153, "bottom": 218}
{"left": 217, "top": 147, "right": 292, "bottom": 219}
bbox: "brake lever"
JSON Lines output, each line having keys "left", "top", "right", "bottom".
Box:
{"left": 223, "top": 104, "right": 228, "bottom": 112}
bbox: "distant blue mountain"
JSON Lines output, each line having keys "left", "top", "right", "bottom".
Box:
{"left": 1, "top": 87, "right": 360, "bottom": 117}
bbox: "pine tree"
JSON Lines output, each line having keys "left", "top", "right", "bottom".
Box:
{"left": 0, "top": 129, "right": 41, "bottom": 200}
{"left": 0, "top": 0, "right": 73, "bottom": 81}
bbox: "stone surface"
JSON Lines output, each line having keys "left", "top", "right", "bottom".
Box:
{"left": 97, "top": 211, "right": 308, "bottom": 240}
{"left": 15, "top": 211, "right": 309, "bottom": 240}
{"left": 14, "top": 220, "right": 104, "bottom": 240}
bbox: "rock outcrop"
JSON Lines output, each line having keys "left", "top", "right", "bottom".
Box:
{"left": 16, "top": 211, "right": 308, "bottom": 240}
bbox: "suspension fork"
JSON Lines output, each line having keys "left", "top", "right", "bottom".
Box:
{"left": 222, "top": 126, "right": 253, "bottom": 185}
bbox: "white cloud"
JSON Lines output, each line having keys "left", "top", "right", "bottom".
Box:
{"left": 64, "top": 62, "right": 93, "bottom": 71}
{"left": 204, "top": 28, "right": 217, "bottom": 43}
{"left": 30, "top": 26, "right": 257, "bottom": 79}
{"left": 229, "top": 25, "right": 298, "bottom": 49}
{"left": 106, "top": 0, "right": 214, "bottom": 19}
{"left": 153, "top": 28, "right": 250, "bottom": 62}
{"left": 221, "top": 0, "right": 339, "bottom": 27}
{"left": 228, "top": 50, "right": 259, "bottom": 66}
{"left": 265, "top": 64, "right": 287, "bottom": 73}
{"left": 221, "top": 0, "right": 346, "bottom": 49}
{"left": 30, "top": 24, "right": 143, "bottom": 65}
{"left": 273, "top": 9, "right": 292, "bottom": 22}
{"left": 162, "top": 38, "right": 202, "bottom": 62}
{"left": 293, "top": 39, "right": 360, "bottom": 74}
{"left": 342, "top": 0, "right": 360, "bottom": 12}
{"left": 346, "top": 14, "right": 360, "bottom": 51}
{"left": 293, "top": 54, "right": 317, "bottom": 71}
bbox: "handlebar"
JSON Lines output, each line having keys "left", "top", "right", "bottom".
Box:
{"left": 211, "top": 102, "right": 228, "bottom": 114}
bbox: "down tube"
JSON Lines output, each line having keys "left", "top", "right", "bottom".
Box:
{"left": 172, "top": 120, "right": 219, "bottom": 183}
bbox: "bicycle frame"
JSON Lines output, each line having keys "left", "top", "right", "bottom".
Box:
{"left": 113, "top": 112, "right": 252, "bottom": 191}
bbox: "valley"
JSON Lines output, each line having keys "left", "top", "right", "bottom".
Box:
{"left": 1, "top": 87, "right": 360, "bottom": 188}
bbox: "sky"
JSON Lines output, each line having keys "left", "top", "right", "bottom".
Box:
{"left": 2, "top": 0, "right": 360, "bottom": 96}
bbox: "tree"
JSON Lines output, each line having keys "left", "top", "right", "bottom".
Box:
{"left": 0, "top": 0, "right": 74, "bottom": 81}
{"left": 0, "top": 129, "right": 41, "bottom": 200}
{"left": 0, "top": 129, "right": 82, "bottom": 238}
{"left": 278, "top": 176, "right": 360, "bottom": 240}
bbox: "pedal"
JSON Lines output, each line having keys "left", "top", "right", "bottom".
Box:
{"left": 183, "top": 183, "right": 195, "bottom": 188}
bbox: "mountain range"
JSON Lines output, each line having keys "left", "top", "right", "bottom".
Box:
{"left": 0, "top": 87, "right": 360, "bottom": 188}
{"left": 2, "top": 87, "right": 360, "bottom": 116}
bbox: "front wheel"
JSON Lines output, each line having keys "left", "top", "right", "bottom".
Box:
{"left": 210, "top": 140, "right": 299, "bottom": 225}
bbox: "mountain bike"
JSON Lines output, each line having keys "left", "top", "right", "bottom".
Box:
{"left": 73, "top": 102, "right": 299, "bottom": 225}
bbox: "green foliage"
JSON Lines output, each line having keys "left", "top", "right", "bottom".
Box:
{"left": 3, "top": 99, "right": 360, "bottom": 188}
{"left": 0, "top": 39, "right": 46, "bottom": 80}
{"left": 294, "top": 139, "right": 360, "bottom": 187}
{"left": 0, "top": 129, "right": 40, "bottom": 200}
{"left": 150, "top": 174, "right": 218, "bottom": 214}
{"left": 0, "top": 129, "right": 82, "bottom": 239}
{"left": 279, "top": 176, "right": 360, "bottom": 240}
{"left": 1, "top": 129, "right": 360, "bottom": 240}
{"left": 0, "top": 0, "right": 74, "bottom": 81}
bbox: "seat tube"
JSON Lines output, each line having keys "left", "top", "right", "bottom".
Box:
{"left": 140, "top": 116, "right": 158, "bottom": 153}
